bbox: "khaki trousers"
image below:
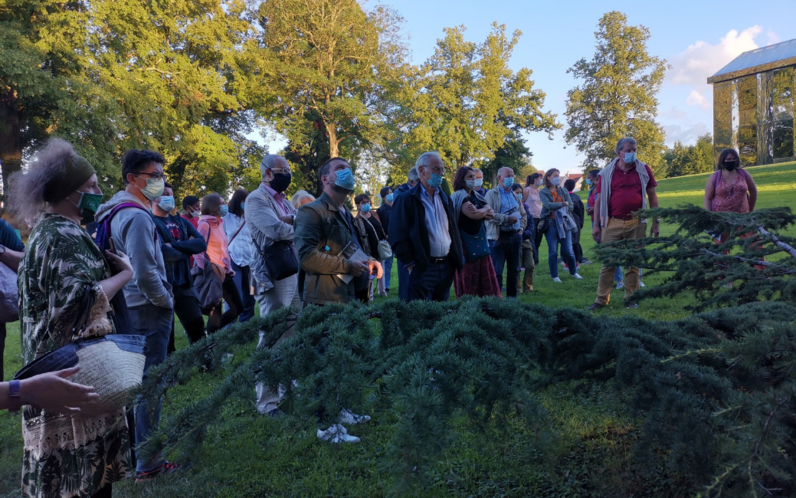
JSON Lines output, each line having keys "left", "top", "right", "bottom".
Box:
{"left": 595, "top": 218, "right": 646, "bottom": 305}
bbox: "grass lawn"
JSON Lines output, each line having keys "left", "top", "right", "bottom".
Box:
{"left": 1, "top": 162, "right": 794, "bottom": 497}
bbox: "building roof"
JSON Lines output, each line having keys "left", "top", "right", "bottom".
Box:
{"left": 567, "top": 173, "right": 583, "bottom": 180}
{"left": 708, "top": 38, "right": 796, "bottom": 84}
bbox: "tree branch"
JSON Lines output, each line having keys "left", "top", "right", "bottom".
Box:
{"left": 756, "top": 224, "right": 796, "bottom": 260}
{"left": 699, "top": 249, "right": 795, "bottom": 274}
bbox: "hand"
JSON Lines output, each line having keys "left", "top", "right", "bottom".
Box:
{"left": 164, "top": 242, "right": 172, "bottom": 248}
{"left": 105, "top": 250, "right": 133, "bottom": 276}
{"left": 563, "top": 202, "right": 569, "bottom": 207}
{"left": 278, "top": 215, "right": 294, "bottom": 226}
{"left": 349, "top": 261, "right": 369, "bottom": 277}
{"left": 407, "top": 263, "right": 415, "bottom": 275}
{"left": 21, "top": 367, "right": 101, "bottom": 415}
{"left": 586, "top": 206, "right": 593, "bottom": 215}
{"left": 592, "top": 226, "right": 601, "bottom": 243}
{"left": 651, "top": 223, "right": 660, "bottom": 238}
{"left": 507, "top": 215, "right": 518, "bottom": 224}
{"left": 368, "top": 260, "right": 383, "bottom": 279}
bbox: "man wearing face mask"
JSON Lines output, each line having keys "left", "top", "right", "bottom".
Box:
{"left": 181, "top": 195, "right": 201, "bottom": 229}
{"left": 389, "top": 152, "right": 464, "bottom": 302}
{"left": 95, "top": 148, "right": 178, "bottom": 480}
{"left": 484, "top": 167, "right": 527, "bottom": 298}
{"left": 589, "top": 137, "right": 659, "bottom": 311}
{"left": 472, "top": 168, "right": 488, "bottom": 197}
{"left": 151, "top": 183, "right": 208, "bottom": 353}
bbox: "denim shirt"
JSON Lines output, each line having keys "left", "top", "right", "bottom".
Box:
{"left": 498, "top": 186, "right": 520, "bottom": 232}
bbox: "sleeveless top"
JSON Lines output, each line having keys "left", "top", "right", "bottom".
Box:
{"left": 712, "top": 172, "right": 749, "bottom": 214}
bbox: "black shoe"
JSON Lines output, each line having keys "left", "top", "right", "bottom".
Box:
{"left": 587, "top": 303, "right": 606, "bottom": 311}
{"left": 385, "top": 288, "right": 390, "bottom": 293}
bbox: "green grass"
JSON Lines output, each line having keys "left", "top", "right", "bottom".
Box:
{"left": 2, "top": 161, "right": 794, "bottom": 497}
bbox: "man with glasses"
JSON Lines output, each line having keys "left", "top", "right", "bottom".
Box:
{"left": 95, "top": 148, "right": 178, "bottom": 481}
{"left": 245, "top": 154, "right": 302, "bottom": 416}
{"left": 484, "top": 167, "right": 527, "bottom": 298}
{"left": 389, "top": 152, "right": 464, "bottom": 302}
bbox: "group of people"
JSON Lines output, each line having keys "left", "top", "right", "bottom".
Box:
{"left": 0, "top": 134, "right": 760, "bottom": 498}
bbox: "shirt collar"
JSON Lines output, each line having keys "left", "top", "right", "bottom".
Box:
{"left": 262, "top": 183, "right": 286, "bottom": 201}
{"left": 421, "top": 187, "right": 439, "bottom": 198}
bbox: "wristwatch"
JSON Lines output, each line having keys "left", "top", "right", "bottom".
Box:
{"left": 0, "top": 244, "right": 6, "bottom": 256}
{"left": 7, "top": 379, "right": 22, "bottom": 412}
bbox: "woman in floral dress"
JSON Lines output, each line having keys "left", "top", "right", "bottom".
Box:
{"left": 9, "top": 139, "right": 134, "bottom": 498}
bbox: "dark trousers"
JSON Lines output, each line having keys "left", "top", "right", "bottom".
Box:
{"left": 207, "top": 274, "right": 243, "bottom": 335}
{"left": 231, "top": 261, "right": 255, "bottom": 323}
{"left": 533, "top": 218, "right": 543, "bottom": 264}
{"left": 0, "top": 322, "right": 5, "bottom": 380}
{"left": 490, "top": 232, "right": 522, "bottom": 297}
{"left": 167, "top": 284, "right": 206, "bottom": 354}
{"left": 398, "top": 261, "right": 410, "bottom": 302}
{"left": 572, "top": 228, "right": 584, "bottom": 264}
{"left": 408, "top": 259, "right": 454, "bottom": 302}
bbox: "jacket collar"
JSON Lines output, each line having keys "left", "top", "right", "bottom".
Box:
{"left": 319, "top": 191, "right": 344, "bottom": 213}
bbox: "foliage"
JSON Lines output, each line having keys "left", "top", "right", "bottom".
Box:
{"left": 565, "top": 11, "right": 668, "bottom": 174}
{"left": 480, "top": 132, "right": 534, "bottom": 187}
{"left": 399, "top": 23, "right": 559, "bottom": 174}
{"left": 597, "top": 206, "right": 796, "bottom": 312}
{"left": 662, "top": 133, "right": 715, "bottom": 178}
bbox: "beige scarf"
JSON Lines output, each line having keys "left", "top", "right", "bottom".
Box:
{"left": 597, "top": 158, "right": 651, "bottom": 227}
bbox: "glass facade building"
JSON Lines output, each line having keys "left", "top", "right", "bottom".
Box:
{"left": 709, "top": 38, "right": 796, "bottom": 165}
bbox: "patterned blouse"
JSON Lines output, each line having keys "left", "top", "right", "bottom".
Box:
{"left": 18, "top": 214, "right": 131, "bottom": 498}
{"left": 712, "top": 172, "right": 750, "bottom": 214}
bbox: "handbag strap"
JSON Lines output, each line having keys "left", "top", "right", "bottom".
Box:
{"left": 228, "top": 219, "right": 246, "bottom": 245}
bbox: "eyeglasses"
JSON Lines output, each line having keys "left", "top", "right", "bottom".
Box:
{"left": 430, "top": 167, "right": 446, "bottom": 175}
{"left": 136, "top": 172, "right": 167, "bottom": 181}
{"left": 268, "top": 167, "right": 292, "bottom": 175}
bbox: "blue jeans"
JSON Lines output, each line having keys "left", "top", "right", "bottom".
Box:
{"left": 545, "top": 223, "right": 576, "bottom": 278}
{"left": 231, "top": 261, "right": 255, "bottom": 323}
{"left": 408, "top": 259, "right": 454, "bottom": 302}
{"left": 489, "top": 232, "right": 522, "bottom": 297}
{"left": 129, "top": 303, "right": 173, "bottom": 472}
{"left": 382, "top": 256, "right": 393, "bottom": 290}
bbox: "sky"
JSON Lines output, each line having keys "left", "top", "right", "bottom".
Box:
{"left": 268, "top": 0, "right": 796, "bottom": 174}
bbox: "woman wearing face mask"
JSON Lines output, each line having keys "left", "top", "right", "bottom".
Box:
{"left": 223, "top": 189, "right": 255, "bottom": 323}
{"left": 539, "top": 169, "right": 582, "bottom": 282}
{"left": 8, "top": 138, "right": 135, "bottom": 498}
{"left": 524, "top": 172, "right": 544, "bottom": 264}
{"left": 181, "top": 195, "right": 201, "bottom": 229}
{"left": 451, "top": 167, "right": 500, "bottom": 297}
{"left": 195, "top": 193, "right": 243, "bottom": 334}
{"left": 352, "top": 194, "right": 385, "bottom": 303}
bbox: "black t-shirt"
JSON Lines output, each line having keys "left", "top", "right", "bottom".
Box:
{"left": 458, "top": 193, "right": 485, "bottom": 236}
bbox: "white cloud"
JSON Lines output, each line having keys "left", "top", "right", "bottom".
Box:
{"left": 767, "top": 29, "right": 781, "bottom": 46}
{"left": 686, "top": 89, "right": 711, "bottom": 110}
{"left": 660, "top": 106, "right": 688, "bottom": 120}
{"left": 663, "top": 122, "right": 710, "bottom": 146}
{"left": 668, "top": 26, "right": 763, "bottom": 87}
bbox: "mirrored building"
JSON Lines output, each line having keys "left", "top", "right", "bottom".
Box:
{"left": 708, "top": 38, "right": 796, "bottom": 165}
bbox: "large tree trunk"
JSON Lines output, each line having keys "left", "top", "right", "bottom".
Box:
{"left": 0, "top": 92, "right": 22, "bottom": 212}
{"left": 327, "top": 125, "right": 339, "bottom": 159}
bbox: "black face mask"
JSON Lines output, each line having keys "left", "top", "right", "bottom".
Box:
{"left": 269, "top": 173, "right": 292, "bottom": 193}
{"left": 724, "top": 160, "right": 739, "bottom": 171}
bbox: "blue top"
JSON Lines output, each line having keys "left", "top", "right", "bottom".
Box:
{"left": 0, "top": 219, "right": 24, "bottom": 251}
{"left": 498, "top": 186, "right": 520, "bottom": 231}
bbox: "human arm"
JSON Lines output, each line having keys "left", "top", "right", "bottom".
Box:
{"left": 647, "top": 186, "right": 660, "bottom": 237}
{"left": 460, "top": 200, "right": 491, "bottom": 220}
{"left": 246, "top": 192, "right": 295, "bottom": 243}
{"left": 388, "top": 193, "right": 416, "bottom": 266}
{"left": 704, "top": 173, "right": 716, "bottom": 211}
{"left": 746, "top": 174, "right": 758, "bottom": 211}
{"left": 160, "top": 241, "right": 189, "bottom": 263}
{"left": 517, "top": 197, "right": 528, "bottom": 232}
{"left": 592, "top": 192, "right": 601, "bottom": 242}
{"left": 0, "top": 367, "right": 100, "bottom": 414}
{"left": 99, "top": 250, "right": 133, "bottom": 300}
{"left": 0, "top": 246, "right": 23, "bottom": 272}
{"left": 170, "top": 218, "right": 207, "bottom": 255}
{"left": 295, "top": 206, "right": 360, "bottom": 275}
{"left": 540, "top": 188, "right": 566, "bottom": 212}
{"left": 484, "top": 190, "right": 516, "bottom": 226}
{"left": 116, "top": 213, "right": 172, "bottom": 308}
{"left": 0, "top": 219, "right": 24, "bottom": 271}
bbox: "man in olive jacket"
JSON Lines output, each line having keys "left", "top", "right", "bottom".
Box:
{"left": 294, "top": 158, "right": 380, "bottom": 306}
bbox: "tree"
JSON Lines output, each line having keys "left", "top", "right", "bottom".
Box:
{"left": 255, "top": 0, "right": 407, "bottom": 195}
{"left": 662, "top": 133, "right": 714, "bottom": 178}
{"left": 0, "top": 0, "right": 261, "bottom": 206}
{"left": 565, "top": 12, "right": 668, "bottom": 173}
{"left": 481, "top": 132, "right": 534, "bottom": 187}
{"left": 401, "top": 23, "right": 559, "bottom": 173}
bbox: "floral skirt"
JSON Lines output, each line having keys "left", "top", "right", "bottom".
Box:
{"left": 453, "top": 256, "right": 503, "bottom": 298}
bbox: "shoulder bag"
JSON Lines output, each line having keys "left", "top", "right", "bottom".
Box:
{"left": 192, "top": 223, "right": 225, "bottom": 314}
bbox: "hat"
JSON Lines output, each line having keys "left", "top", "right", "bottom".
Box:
{"left": 42, "top": 154, "right": 96, "bottom": 203}
{"left": 182, "top": 195, "right": 200, "bottom": 209}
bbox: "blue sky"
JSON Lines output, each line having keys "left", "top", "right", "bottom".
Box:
{"left": 383, "top": 0, "right": 796, "bottom": 173}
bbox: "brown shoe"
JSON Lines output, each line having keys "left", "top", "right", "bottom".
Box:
{"left": 626, "top": 302, "right": 639, "bottom": 309}
{"left": 587, "top": 303, "right": 606, "bottom": 311}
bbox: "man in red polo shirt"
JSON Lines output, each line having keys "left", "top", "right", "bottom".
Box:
{"left": 589, "top": 137, "right": 659, "bottom": 310}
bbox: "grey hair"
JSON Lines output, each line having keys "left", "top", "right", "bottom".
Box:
{"left": 407, "top": 167, "right": 419, "bottom": 182}
{"left": 415, "top": 151, "right": 442, "bottom": 169}
{"left": 615, "top": 137, "right": 637, "bottom": 153}
{"left": 8, "top": 138, "right": 74, "bottom": 227}
{"left": 290, "top": 190, "right": 315, "bottom": 210}
{"left": 259, "top": 154, "right": 286, "bottom": 178}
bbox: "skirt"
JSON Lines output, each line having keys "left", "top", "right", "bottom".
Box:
{"left": 453, "top": 256, "right": 503, "bottom": 298}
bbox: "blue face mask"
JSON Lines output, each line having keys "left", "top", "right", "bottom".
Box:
{"left": 428, "top": 173, "right": 444, "bottom": 189}
{"left": 219, "top": 205, "right": 229, "bottom": 217}
{"left": 361, "top": 203, "right": 371, "bottom": 212}
{"left": 158, "top": 195, "right": 175, "bottom": 212}
{"left": 585, "top": 178, "right": 592, "bottom": 186}
{"left": 503, "top": 177, "right": 514, "bottom": 188}
{"left": 465, "top": 179, "right": 475, "bottom": 188}
{"left": 551, "top": 177, "right": 561, "bottom": 186}
{"left": 333, "top": 168, "right": 355, "bottom": 191}
{"left": 624, "top": 152, "right": 636, "bottom": 163}
{"left": 385, "top": 193, "right": 394, "bottom": 203}
{"left": 240, "top": 202, "right": 245, "bottom": 211}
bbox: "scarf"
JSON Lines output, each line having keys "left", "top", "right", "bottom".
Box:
{"left": 597, "top": 157, "right": 651, "bottom": 227}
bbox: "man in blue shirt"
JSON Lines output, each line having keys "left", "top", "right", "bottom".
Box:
{"left": 484, "top": 167, "right": 527, "bottom": 297}
{"left": 389, "top": 152, "right": 464, "bottom": 302}
{"left": 0, "top": 218, "right": 25, "bottom": 380}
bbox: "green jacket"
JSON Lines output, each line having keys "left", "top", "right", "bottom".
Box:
{"left": 294, "top": 192, "right": 361, "bottom": 305}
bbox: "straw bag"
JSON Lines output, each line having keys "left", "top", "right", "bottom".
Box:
{"left": 14, "top": 284, "right": 146, "bottom": 412}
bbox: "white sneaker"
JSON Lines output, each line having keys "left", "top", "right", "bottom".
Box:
{"left": 340, "top": 408, "right": 371, "bottom": 425}
{"left": 639, "top": 281, "right": 646, "bottom": 288}
{"left": 572, "top": 273, "right": 583, "bottom": 279}
{"left": 552, "top": 277, "right": 562, "bottom": 283}
{"left": 317, "top": 424, "right": 360, "bottom": 443}
{"left": 616, "top": 281, "right": 625, "bottom": 290}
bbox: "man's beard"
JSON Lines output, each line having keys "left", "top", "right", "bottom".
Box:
{"left": 331, "top": 184, "right": 353, "bottom": 196}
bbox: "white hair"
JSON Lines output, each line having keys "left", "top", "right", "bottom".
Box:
{"left": 415, "top": 152, "right": 442, "bottom": 169}
{"left": 290, "top": 190, "right": 315, "bottom": 209}
{"left": 615, "top": 137, "right": 637, "bottom": 153}
{"left": 259, "top": 154, "right": 286, "bottom": 178}
{"left": 407, "top": 167, "right": 419, "bottom": 182}
{"left": 497, "top": 167, "right": 514, "bottom": 178}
